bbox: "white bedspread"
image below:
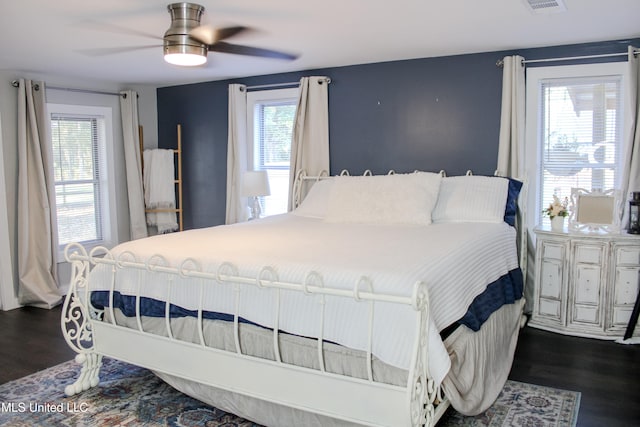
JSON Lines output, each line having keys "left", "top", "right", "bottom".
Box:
{"left": 89, "top": 214, "right": 518, "bottom": 386}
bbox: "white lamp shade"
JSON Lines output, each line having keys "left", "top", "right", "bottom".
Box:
{"left": 242, "top": 171, "right": 271, "bottom": 197}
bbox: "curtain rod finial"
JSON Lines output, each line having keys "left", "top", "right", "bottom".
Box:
{"left": 496, "top": 59, "right": 504, "bottom": 68}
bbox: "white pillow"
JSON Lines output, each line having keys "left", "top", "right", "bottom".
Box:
{"left": 432, "top": 175, "right": 509, "bottom": 223}
{"left": 324, "top": 172, "right": 442, "bottom": 225}
{"left": 293, "top": 178, "right": 334, "bottom": 218}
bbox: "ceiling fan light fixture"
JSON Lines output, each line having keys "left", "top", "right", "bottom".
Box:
{"left": 163, "top": 3, "right": 207, "bottom": 66}
{"left": 157, "top": 2, "right": 295, "bottom": 68}
{"left": 164, "top": 44, "right": 207, "bottom": 66}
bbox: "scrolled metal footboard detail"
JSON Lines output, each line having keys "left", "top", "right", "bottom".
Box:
{"left": 63, "top": 353, "right": 103, "bottom": 396}
{"left": 407, "top": 281, "right": 442, "bottom": 426}
{"left": 60, "top": 243, "right": 104, "bottom": 396}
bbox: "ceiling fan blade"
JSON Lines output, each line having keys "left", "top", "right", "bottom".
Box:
{"left": 76, "top": 45, "right": 160, "bottom": 57}
{"left": 215, "top": 26, "right": 251, "bottom": 41}
{"left": 209, "top": 41, "right": 298, "bottom": 61}
{"left": 76, "top": 19, "right": 163, "bottom": 41}
{"left": 189, "top": 25, "right": 250, "bottom": 45}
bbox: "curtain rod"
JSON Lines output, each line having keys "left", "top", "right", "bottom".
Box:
{"left": 10, "top": 80, "right": 125, "bottom": 97}
{"left": 496, "top": 49, "right": 639, "bottom": 67}
{"left": 243, "top": 77, "right": 331, "bottom": 91}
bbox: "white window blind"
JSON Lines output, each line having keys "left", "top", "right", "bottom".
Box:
{"left": 537, "top": 75, "right": 623, "bottom": 224}
{"left": 50, "top": 114, "right": 103, "bottom": 246}
{"left": 249, "top": 89, "right": 297, "bottom": 216}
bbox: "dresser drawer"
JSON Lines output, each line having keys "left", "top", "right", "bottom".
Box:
{"left": 538, "top": 298, "right": 562, "bottom": 319}
{"left": 612, "top": 307, "right": 633, "bottom": 326}
{"left": 542, "top": 243, "right": 564, "bottom": 260}
{"left": 573, "top": 305, "right": 600, "bottom": 324}
{"left": 616, "top": 246, "right": 640, "bottom": 266}
{"left": 575, "top": 244, "right": 603, "bottom": 264}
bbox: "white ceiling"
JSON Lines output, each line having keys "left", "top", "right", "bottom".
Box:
{"left": 2, "top": 0, "right": 639, "bottom": 87}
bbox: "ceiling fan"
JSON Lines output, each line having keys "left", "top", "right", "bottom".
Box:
{"left": 84, "top": 2, "right": 298, "bottom": 67}
{"left": 163, "top": 2, "right": 298, "bottom": 66}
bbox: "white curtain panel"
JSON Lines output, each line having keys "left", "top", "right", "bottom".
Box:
{"left": 225, "top": 84, "right": 249, "bottom": 224}
{"left": 495, "top": 57, "right": 530, "bottom": 311}
{"left": 496, "top": 56, "right": 525, "bottom": 178}
{"left": 622, "top": 46, "right": 640, "bottom": 227}
{"left": 16, "top": 79, "right": 61, "bottom": 308}
{"left": 120, "top": 90, "right": 148, "bottom": 240}
{"left": 288, "top": 76, "right": 330, "bottom": 211}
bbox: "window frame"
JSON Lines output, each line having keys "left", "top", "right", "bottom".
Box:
{"left": 47, "top": 103, "right": 118, "bottom": 255}
{"left": 246, "top": 87, "right": 299, "bottom": 216}
{"left": 524, "top": 62, "right": 629, "bottom": 229}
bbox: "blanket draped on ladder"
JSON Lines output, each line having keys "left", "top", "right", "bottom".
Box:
{"left": 143, "top": 149, "right": 179, "bottom": 234}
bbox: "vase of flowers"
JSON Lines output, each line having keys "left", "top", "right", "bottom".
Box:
{"left": 543, "top": 195, "right": 569, "bottom": 232}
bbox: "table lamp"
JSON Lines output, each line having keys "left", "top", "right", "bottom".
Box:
{"left": 242, "top": 170, "right": 271, "bottom": 220}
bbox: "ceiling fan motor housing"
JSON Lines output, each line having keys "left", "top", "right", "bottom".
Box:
{"left": 164, "top": 3, "right": 206, "bottom": 58}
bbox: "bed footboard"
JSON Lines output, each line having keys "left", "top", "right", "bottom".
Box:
{"left": 60, "top": 244, "right": 104, "bottom": 396}
{"left": 60, "top": 243, "right": 448, "bottom": 427}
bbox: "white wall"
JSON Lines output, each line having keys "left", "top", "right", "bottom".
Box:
{"left": 0, "top": 71, "right": 24, "bottom": 310}
{"left": 0, "top": 71, "right": 158, "bottom": 310}
{"left": 134, "top": 85, "right": 159, "bottom": 150}
{"left": 0, "top": 107, "right": 16, "bottom": 310}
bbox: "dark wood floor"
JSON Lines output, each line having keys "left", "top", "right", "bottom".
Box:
{"left": 0, "top": 305, "right": 76, "bottom": 383}
{"left": 1, "top": 306, "right": 638, "bottom": 426}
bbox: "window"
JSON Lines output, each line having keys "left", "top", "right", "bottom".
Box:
{"left": 525, "top": 62, "right": 628, "bottom": 227}
{"left": 247, "top": 88, "right": 298, "bottom": 216}
{"left": 48, "top": 104, "right": 117, "bottom": 250}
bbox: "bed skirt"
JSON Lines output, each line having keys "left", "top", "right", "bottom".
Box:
{"left": 139, "top": 298, "right": 524, "bottom": 426}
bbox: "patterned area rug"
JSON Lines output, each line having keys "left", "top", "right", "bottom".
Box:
{"left": 0, "top": 357, "right": 580, "bottom": 426}
{"left": 438, "top": 380, "right": 580, "bottom": 427}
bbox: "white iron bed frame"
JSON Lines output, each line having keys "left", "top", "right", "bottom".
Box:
{"left": 61, "top": 169, "right": 527, "bottom": 427}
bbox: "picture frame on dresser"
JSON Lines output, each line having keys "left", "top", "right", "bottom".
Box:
{"left": 568, "top": 187, "right": 621, "bottom": 233}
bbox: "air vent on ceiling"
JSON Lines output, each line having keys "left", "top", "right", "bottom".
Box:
{"left": 523, "top": 0, "right": 567, "bottom": 14}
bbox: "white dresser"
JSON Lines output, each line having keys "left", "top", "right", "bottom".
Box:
{"left": 530, "top": 226, "right": 640, "bottom": 339}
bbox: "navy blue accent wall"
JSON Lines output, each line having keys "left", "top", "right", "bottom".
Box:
{"left": 326, "top": 53, "right": 503, "bottom": 176}
{"left": 157, "top": 82, "right": 229, "bottom": 229}
{"left": 157, "top": 38, "right": 638, "bottom": 230}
